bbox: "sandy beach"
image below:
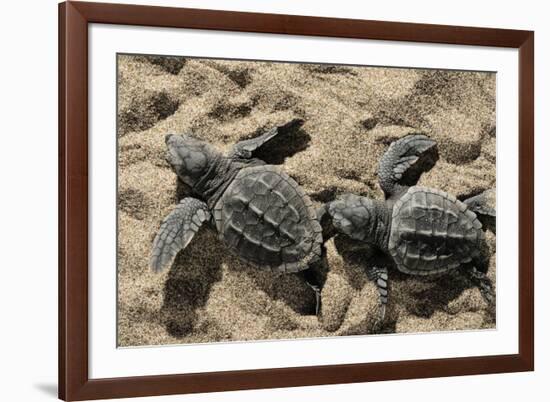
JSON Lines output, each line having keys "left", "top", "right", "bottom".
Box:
{"left": 117, "top": 54, "right": 496, "bottom": 347}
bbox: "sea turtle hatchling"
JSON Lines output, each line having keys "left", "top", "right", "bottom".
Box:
{"left": 150, "top": 119, "right": 324, "bottom": 312}
{"left": 327, "top": 134, "right": 496, "bottom": 321}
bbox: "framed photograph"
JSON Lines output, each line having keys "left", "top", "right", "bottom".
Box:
{"left": 59, "top": 1, "right": 534, "bottom": 400}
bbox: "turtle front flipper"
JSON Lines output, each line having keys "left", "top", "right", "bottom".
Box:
{"left": 150, "top": 197, "right": 211, "bottom": 273}
{"left": 366, "top": 266, "right": 389, "bottom": 326}
{"left": 378, "top": 134, "right": 438, "bottom": 199}
{"left": 229, "top": 118, "right": 304, "bottom": 159}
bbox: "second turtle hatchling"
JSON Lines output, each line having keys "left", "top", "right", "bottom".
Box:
{"left": 150, "top": 119, "right": 324, "bottom": 312}
{"left": 327, "top": 134, "right": 496, "bottom": 322}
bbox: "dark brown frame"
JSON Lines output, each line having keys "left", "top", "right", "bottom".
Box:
{"left": 59, "top": 1, "right": 534, "bottom": 400}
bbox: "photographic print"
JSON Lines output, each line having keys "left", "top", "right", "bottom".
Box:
{"left": 116, "top": 54, "right": 496, "bottom": 347}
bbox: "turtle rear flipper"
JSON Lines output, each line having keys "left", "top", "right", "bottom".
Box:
{"left": 378, "top": 134, "right": 438, "bottom": 199}
{"left": 463, "top": 190, "right": 496, "bottom": 232}
{"left": 150, "top": 197, "right": 211, "bottom": 273}
{"left": 465, "top": 266, "right": 496, "bottom": 307}
{"left": 229, "top": 118, "right": 304, "bottom": 159}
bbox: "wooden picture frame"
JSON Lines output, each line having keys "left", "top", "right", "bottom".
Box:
{"left": 59, "top": 1, "right": 534, "bottom": 400}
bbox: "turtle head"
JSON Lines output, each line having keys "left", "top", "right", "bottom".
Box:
{"left": 328, "top": 194, "right": 389, "bottom": 248}
{"left": 164, "top": 133, "right": 217, "bottom": 188}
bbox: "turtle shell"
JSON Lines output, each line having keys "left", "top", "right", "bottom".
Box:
{"left": 388, "top": 186, "right": 484, "bottom": 275}
{"left": 213, "top": 165, "right": 323, "bottom": 273}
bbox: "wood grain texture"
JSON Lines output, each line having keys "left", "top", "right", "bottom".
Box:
{"left": 72, "top": 1, "right": 531, "bottom": 47}
{"left": 58, "top": 1, "right": 534, "bottom": 400}
{"left": 59, "top": 2, "right": 89, "bottom": 400}
{"left": 518, "top": 33, "right": 534, "bottom": 370}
